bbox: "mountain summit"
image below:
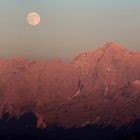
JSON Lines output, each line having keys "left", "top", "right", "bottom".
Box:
{"left": 0, "top": 42, "right": 140, "bottom": 128}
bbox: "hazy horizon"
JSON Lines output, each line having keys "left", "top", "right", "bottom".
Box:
{"left": 0, "top": 0, "right": 140, "bottom": 61}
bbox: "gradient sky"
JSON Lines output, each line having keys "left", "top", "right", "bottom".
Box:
{"left": 0, "top": 0, "right": 140, "bottom": 61}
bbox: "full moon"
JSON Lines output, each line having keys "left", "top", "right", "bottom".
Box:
{"left": 27, "top": 12, "right": 41, "bottom": 26}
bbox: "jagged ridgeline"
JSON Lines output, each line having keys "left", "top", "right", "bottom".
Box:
{"left": 0, "top": 42, "right": 140, "bottom": 128}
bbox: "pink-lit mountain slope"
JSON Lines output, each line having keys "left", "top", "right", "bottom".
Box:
{"left": 0, "top": 42, "right": 140, "bottom": 128}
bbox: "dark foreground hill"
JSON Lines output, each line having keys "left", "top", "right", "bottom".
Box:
{"left": 0, "top": 112, "right": 140, "bottom": 140}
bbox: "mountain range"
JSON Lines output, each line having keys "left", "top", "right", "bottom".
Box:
{"left": 0, "top": 42, "right": 140, "bottom": 129}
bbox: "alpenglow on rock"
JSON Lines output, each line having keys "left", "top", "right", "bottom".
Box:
{"left": 0, "top": 42, "right": 140, "bottom": 128}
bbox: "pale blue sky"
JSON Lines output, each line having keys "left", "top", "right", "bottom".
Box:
{"left": 0, "top": 0, "right": 140, "bottom": 61}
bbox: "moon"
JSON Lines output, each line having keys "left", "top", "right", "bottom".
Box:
{"left": 27, "top": 12, "right": 41, "bottom": 26}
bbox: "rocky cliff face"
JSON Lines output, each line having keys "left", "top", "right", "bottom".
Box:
{"left": 0, "top": 42, "right": 140, "bottom": 128}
